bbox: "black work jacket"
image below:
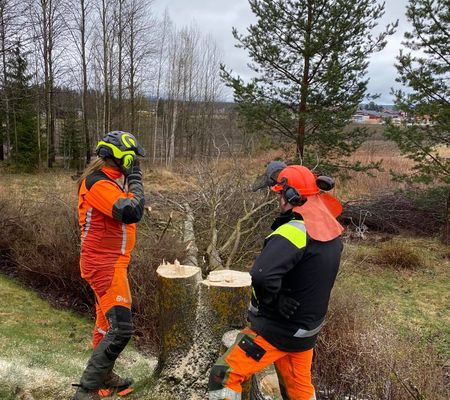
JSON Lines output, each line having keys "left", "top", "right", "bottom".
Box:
{"left": 248, "top": 211, "right": 343, "bottom": 351}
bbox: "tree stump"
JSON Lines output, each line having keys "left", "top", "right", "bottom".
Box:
{"left": 155, "top": 264, "right": 251, "bottom": 399}
{"left": 155, "top": 261, "right": 202, "bottom": 376}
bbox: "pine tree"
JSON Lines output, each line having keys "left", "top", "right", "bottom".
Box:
{"left": 221, "top": 0, "right": 397, "bottom": 173}
{"left": 60, "top": 110, "right": 83, "bottom": 170}
{"left": 384, "top": 0, "right": 450, "bottom": 242}
{"left": 6, "top": 42, "right": 38, "bottom": 171}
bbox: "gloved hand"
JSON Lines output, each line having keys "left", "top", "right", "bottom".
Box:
{"left": 124, "top": 157, "right": 142, "bottom": 183}
{"left": 277, "top": 293, "right": 300, "bottom": 319}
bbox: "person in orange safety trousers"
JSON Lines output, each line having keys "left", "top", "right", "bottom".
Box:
{"left": 208, "top": 163, "right": 344, "bottom": 400}
{"left": 72, "top": 131, "right": 145, "bottom": 400}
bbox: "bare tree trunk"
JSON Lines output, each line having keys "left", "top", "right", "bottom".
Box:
{"left": 116, "top": 0, "right": 124, "bottom": 129}
{"left": 168, "top": 99, "right": 176, "bottom": 166}
{"left": 153, "top": 12, "right": 169, "bottom": 163}
{"left": 80, "top": 0, "right": 90, "bottom": 165}
{"left": 101, "top": 0, "right": 109, "bottom": 134}
{"left": 34, "top": 54, "right": 42, "bottom": 168}
{"left": 297, "top": 2, "right": 312, "bottom": 159}
{"left": 129, "top": 19, "right": 135, "bottom": 133}
{"left": 0, "top": 3, "right": 10, "bottom": 160}
{"left": 48, "top": 0, "right": 55, "bottom": 167}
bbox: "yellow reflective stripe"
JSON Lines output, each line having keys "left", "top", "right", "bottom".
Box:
{"left": 267, "top": 222, "right": 307, "bottom": 249}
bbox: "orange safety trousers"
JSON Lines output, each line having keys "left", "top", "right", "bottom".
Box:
{"left": 208, "top": 328, "right": 316, "bottom": 400}
{"left": 83, "top": 266, "right": 132, "bottom": 348}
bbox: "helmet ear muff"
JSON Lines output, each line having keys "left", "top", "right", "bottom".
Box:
{"left": 122, "top": 154, "right": 134, "bottom": 171}
{"left": 281, "top": 177, "right": 302, "bottom": 206}
{"left": 316, "top": 176, "right": 335, "bottom": 191}
{"left": 96, "top": 146, "right": 113, "bottom": 159}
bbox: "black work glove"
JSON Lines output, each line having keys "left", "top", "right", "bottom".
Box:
{"left": 277, "top": 294, "right": 300, "bottom": 319}
{"left": 125, "top": 158, "right": 142, "bottom": 183}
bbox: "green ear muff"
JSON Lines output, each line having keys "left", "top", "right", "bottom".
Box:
{"left": 122, "top": 154, "right": 134, "bottom": 170}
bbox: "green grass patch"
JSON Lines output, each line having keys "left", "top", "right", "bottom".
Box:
{"left": 0, "top": 274, "right": 159, "bottom": 399}
{"left": 340, "top": 236, "right": 450, "bottom": 360}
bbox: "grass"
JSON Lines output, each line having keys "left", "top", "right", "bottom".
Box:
{"left": 1, "top": 144, "right": 448, "bottom": 398}
{"left": 339, "top": 236, "right": 450, "bottom": 361}
{"left": 0, "top": 274, "right": 160, "bottom": 400}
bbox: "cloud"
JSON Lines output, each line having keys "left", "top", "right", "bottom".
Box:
{"left": 153, "top": 0, "right": 411, "bottom": 104}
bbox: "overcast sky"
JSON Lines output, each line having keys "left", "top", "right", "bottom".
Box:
{"left": 153, "top": 0, "right": 410, "bottom": 104}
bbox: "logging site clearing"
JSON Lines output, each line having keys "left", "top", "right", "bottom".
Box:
{"left": 0, "top": 143, "right": 449, "bottom": 399}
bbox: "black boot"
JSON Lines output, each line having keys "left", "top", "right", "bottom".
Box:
{"left": 102, "top": 370, "right": 133, "bottom": 390}
{"left": 72, "top": 386, "right": 101, "bottom": 400}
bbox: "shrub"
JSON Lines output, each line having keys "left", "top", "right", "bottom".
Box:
{"left": 0, "top": 196, "right": 186, "bottom": 352}
{"left": 315, "top": 285, "right": 448, "bottom": 399}
{"left": 373, "top": 240, "right": 424, "bottom": 270}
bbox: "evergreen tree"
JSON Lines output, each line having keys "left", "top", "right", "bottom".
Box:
{"left": 6, "top": 42, "right": 38, "bottom": 171}
{"left": 221, "top": 0, "right": 397, "bottom": 173}
{"left": 384, "top": 0, "right": 449, "bottom": 241}
{"left": 60, "top": 110, "right": 83, "bottom": 170}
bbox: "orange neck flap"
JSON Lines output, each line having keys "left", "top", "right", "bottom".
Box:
{"left": 101, "top": 166, "right": 123, "bottom": 181}
{"left": 293, "top": 193, "right": 344, "bottom": 242}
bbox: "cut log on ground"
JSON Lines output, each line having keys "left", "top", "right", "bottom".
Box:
{"left": 183, "top": 202, "right": 199, "bottom": 266}
{"left": 155, "top": 264, "right": 251, "bottom": 399}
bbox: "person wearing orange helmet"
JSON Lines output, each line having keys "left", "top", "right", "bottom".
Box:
{"left": 208, "top": 164, "right": 344, "bottom": 400}
{"left": 72, "top": 131, "right": 145, "bottom": 400}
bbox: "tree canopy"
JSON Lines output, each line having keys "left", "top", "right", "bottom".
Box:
{"left": 221, "top": 0, "right": 397, "bottom": 173}
{"left": 385, "top": 0, "right": 450, "bottom": 186}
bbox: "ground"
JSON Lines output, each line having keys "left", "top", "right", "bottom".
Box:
{"left": 0, "top": 274, "right": 159, "bottom": 400}
{"left": 1, "top": 234, "right": 448, "bottom": 399}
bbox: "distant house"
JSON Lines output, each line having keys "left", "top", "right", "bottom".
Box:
{"left": 352, "top": 110, "right": 381, "bottom": 124}
{"left": 352, "top": 107, "right": 404, "bottom": 125}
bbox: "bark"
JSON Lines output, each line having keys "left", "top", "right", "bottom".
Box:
{"left": 156, "top": 265, "right": 251, "bottom": 399}
{"left": 80, "top": 0, "right": 90, "bottom": 164}
{"left": 155, "top": 261, "right": 202, "bottom": 376}
{"left": 129, "top": 19, "right": 135, "bottom": 133}
{"left": 117, "top": 0, "right": 124, "bottom": 129}
{"left": 101, "top": 0, "right": 109, "bottom": 133}
{"left": 297, "top": 1, "right": 313, "bottom": 159}
{"left": 47, "top": 0, "right": 55, "bottom": 167}
{"left": 183, "top": 202, "right": 198, "bottom": 267}
{"left": 0, "top": 2, "right": 10, "bottom": 160}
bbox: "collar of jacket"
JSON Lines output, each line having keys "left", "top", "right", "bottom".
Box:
{"left": 271, "top": 209, "right": 304, "bottom": 231}
{"left": 101, "top": 166, "right": 123, "bottom": 181}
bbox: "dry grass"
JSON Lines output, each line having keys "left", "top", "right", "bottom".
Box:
{"left": 0, "top": 141, "right": 448, "bottom": 398}
{"left": 335, "top": 140, "right": 414, "bottom": 201}
{"left": 371, "top": 240, "right": 425, "bottom": 270}
{"left": 316, "top": 283, "right": 448, "bottom": 400}
{"left": 0, "top": 172, "right": 188, "bottom": 352}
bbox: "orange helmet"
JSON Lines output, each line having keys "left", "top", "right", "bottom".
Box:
{"left": 271, "top": 165, "right": 320, "bottom": 196}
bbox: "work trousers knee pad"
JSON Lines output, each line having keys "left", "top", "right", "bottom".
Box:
{"left": 104, "top": 306, "right": 134, "bottom": 361}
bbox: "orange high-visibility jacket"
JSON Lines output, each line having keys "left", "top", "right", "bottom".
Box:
{"left": 78, "top": 166, "right": 144, "bottom": 296}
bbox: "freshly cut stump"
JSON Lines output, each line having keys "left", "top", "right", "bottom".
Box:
{"left": 155, "top": 261, "right": 202, "bottom": 375}
{"left": 156, "top": 266, "right": 251, "bottom": 399}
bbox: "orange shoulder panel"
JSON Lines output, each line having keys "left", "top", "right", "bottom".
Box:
{"left": 84, "top": 180, "right": 131, "bottom": 218}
